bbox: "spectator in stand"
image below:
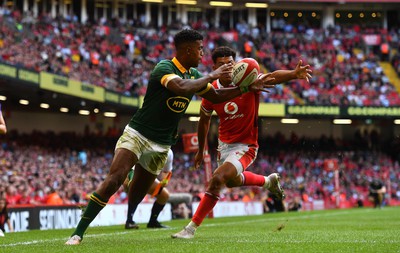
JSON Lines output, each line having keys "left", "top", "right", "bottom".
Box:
{"left": 5, "top": 186, "right": 20, "bottom": 205}
{"left": 46, "top": 188, "right": 64, "bottom": 205}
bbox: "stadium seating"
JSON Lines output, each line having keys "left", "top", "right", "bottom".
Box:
{"left": 1, "top": 11, "right": 400, "bottom": 105}
{"left": 1, "top": 10, "right": 399, "bottom": 211}
{"left": 0, "top": 130, "right": 398, "bottom": 209}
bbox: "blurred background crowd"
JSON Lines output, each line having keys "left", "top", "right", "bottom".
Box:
{"left": 1, "top": 7, "right": 400, "bottom": 212}
{"left": 1, "top": 8, "right": 400, "bottom": 106}
{"left": 0, "top": 129, "right": 398, "bottom": 210}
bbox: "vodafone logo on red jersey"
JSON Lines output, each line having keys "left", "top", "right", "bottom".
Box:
{"left": 224, "top": 102, "right": 238, "bottom": 115}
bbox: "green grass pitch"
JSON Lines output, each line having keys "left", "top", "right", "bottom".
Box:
{"left": 1, "top": 207, "right": 399, "bottom": 253}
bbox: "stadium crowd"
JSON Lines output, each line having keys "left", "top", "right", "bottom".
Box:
{"left": 1, "top": 9, "right": 400, "bottom": 105}
{"left": 0, "top": 130, "right": 399, "bottom": 210}
{"left": 1, "top": 8, "right": 400, "bottom": 211}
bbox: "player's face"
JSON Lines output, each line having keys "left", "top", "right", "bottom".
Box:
{"left": 187, "top": 40, "right": 204, "bottom": 67}
{"left": 213, "top": 56, "right": 235, "bottom": 86}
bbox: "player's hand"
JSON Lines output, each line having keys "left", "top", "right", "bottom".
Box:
{"left": 248, "top": 73, "right": 276, "bottom": 93}
{"left": 294, "top": 60, "right": 312, "bottom": 83}
{"left": 208, "top": 63, "right": 233, "bottom": 80}
{"left": 194, "top": 151, "right": 204, "bottom": 170}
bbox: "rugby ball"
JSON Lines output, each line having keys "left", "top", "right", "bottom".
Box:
{"left": 232, "top": 58, "right": 260, "bottom": 87}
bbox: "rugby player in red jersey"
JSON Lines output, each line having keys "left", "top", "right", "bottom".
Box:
{"left": 172, "top": 46, "right": 312, "bottom": 239}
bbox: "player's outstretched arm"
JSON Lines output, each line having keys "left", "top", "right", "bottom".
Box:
{"left": 264, "top": 60, "right": 312, "bottom": 85}
{"left": 166, "top": 63, "right": 233, "bottom": 96}
{"left": 203, "top": 73, "right": 276, "bottom": 102}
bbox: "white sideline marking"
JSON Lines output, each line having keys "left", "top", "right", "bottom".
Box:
{"left": 0, "top": 208, "right": 387, "bottom": 247}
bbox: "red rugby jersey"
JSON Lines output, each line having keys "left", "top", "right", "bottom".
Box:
{"left": 201, "top": 80, "right": 259, "bottom": 146}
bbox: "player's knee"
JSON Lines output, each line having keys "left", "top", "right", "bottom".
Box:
{"left": 160, "top": 189, "right": 169, "bottom": 198}
{"left": 213, "top": 173, "right": 224, "bottom": 183}
{"left": 157, "top": 191, "right": 169, "bottom": 204}
{"left": 163, "top": 189, "right": 170, "bottom": 199}
{"left": 226, "top": 176, "right": 241, "bottom": 188}
{"left": 104, "top": 173, "right": 125, "bottom": 193}
{"left": 209, "top": 173, "right": 226, "bottom": 189}
{"left": 226, "top": 180, "right": 235, "bottom": 188}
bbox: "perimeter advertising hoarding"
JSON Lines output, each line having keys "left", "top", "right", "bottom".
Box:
{"left": 18, "top": 69, "right": 39, "bottom": 84}
{"left": 0, "top": 64, "right": 39, "bottom": 85}
{"left": 104, "top": 90, "right": 120, "bottom": 103}
{"left": 0, "top": 63, "right": 17, "bottom": 78}
{"left": 40, "top": 72, "right": 104, "bottom": 102}
{"left": 286, "top": 105, "right": 340, "bottom": 116}
{"left": 7, "top": 203, "right": 172, "bottom": 232}
{"left": 286, "top": 105, "right": 400, "bottom": 117}
{"left": 8, "top": 205, "right": 81, "bottom": 232}
{"left": 345, "top": 106, "right": 400, "bottom": 117}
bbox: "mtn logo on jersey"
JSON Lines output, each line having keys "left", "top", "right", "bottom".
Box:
{"left": 167, "top": 96, "right": 190, "bottom": 113}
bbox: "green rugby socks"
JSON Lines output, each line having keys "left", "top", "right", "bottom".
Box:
{"left": 72, "top": 192, "right": 108, "bottom": 238}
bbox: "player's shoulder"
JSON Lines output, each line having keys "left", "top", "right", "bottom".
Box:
{"left": 155, "top": 59, "right": 173, "bottom": 70}
{"left": 151, "top": 60, "right": 176, "bottom": 77}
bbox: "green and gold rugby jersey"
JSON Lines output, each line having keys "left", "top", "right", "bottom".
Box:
{"left": 129, "top": 57, "right": 212, "bottom": 145}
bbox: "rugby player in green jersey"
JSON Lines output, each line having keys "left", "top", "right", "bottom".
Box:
{"left": 66, "top": 29, "right": 276, "bottom": 245}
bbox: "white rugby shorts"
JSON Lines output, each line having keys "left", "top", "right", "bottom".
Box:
{"left": 115, "top": 125, "right": 170, "bottom": 175}
{"left": 217, "top": 140, "right": 258, "bottom": 175}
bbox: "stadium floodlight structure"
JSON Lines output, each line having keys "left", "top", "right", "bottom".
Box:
{"left": 176, "top": 0, "right": 197, "bottom": 4}
{"left": 104, "top": 112, "right": 117, "bottom": 118}
{"left": 209, "top": 1, "right": 232, "bottom": 6}
{"left": 333, "top": 119, "right": 352, "bottom": 125}
{"left": 281, "top": 118, "right": 299, "bottom": 124}
{"left": 19, "top": 99, "right": 29, "bottom": 105}
{"left": 142, "top": 0, "right": 163, "bottom": 3}
{"left": 245, "top": 2, "right": 268, "bottom": 8}
{"left": 60, "top": 107, "right": 69, "bottom": 113}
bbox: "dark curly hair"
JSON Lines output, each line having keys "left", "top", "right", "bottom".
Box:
{"left": 211, "top": 46, "right": 236, "bottom": 63}
{"left": 174, "top": 29, "right": 203, "bottom": 49}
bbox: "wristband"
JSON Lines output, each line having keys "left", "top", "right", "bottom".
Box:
{"left": 240, "top": 86, "right": 249, "bottom": 93}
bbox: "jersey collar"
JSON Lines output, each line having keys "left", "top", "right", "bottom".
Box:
{"left": 172, "top": 57, "right": 189, "bottom": 74}
{"left": 217, "top": 79, "right": 235, "bottom": 88}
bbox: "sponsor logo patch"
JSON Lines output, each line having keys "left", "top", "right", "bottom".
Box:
{"left": 167, "top": 96, "right": 190, "bottom": 113}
